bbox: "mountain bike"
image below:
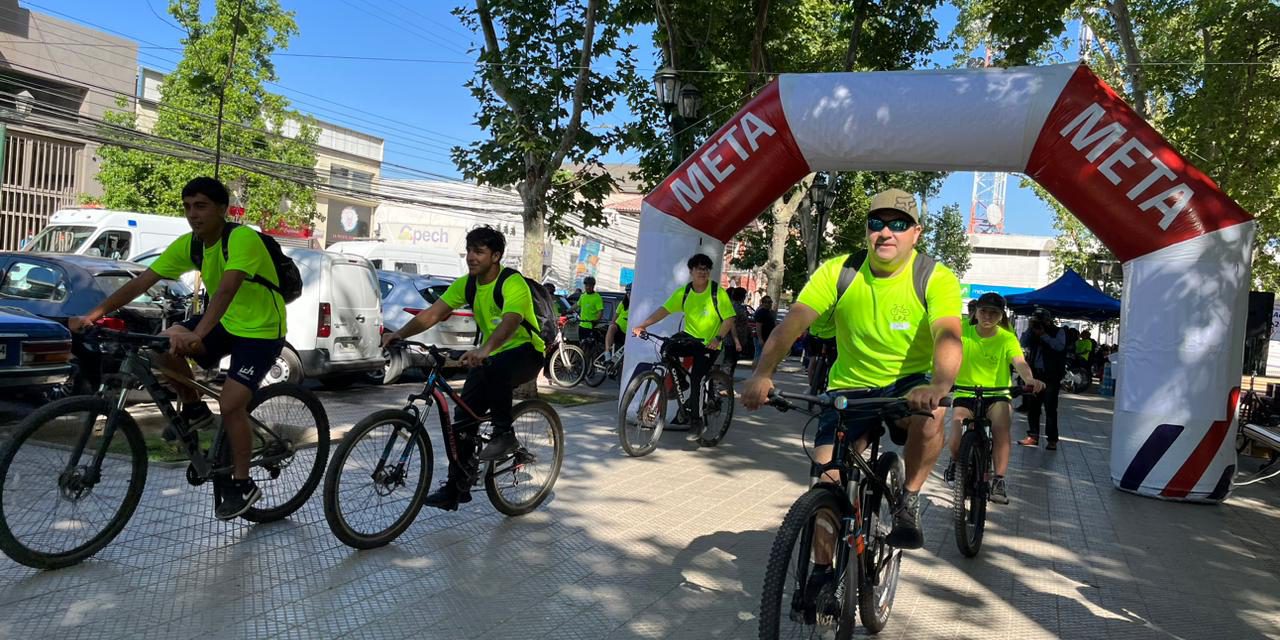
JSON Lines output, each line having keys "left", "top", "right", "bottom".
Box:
{"left": 951, "top": 384, "right": 1028, "bottom": 558}
{"left": 0, "top": 327, "right": 330, "bottom": 570}
{"left": 585, "top": 342, "right": 624, "bottom": 388}
{"left": 806, "top": 337, "right": 835, "bottom": 408}
{"left": 616, "top": 332, "right": 734, "bottom": 457}
{"left": 545, "top": 318, "right": 587, "bottom": 388}
{"left": 323, "top": 341, "right": 564, "bottom": 550}
{"left": 759, "top": 390, "right": 941, "bottom": 639}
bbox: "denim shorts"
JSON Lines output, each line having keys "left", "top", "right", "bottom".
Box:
{"left": 813, "top": 373, "right": 930, "bottom": 446}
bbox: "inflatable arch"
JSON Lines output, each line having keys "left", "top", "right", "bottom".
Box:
{"left": 624, "top": 63, "right": 1254, "bottom": 503}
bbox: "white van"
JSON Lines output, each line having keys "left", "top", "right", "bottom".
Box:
{"left": 327, "top": 240, "right": 465, "bottom": 279}
{"left": 24, "top": 208, "right": 192, "bottom": 261}
{"left": 257, "top": 248, "right": 385, "bottom": 386}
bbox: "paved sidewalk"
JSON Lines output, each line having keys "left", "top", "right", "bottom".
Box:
{"left": 0, "top": 370, "right": 1276, "bottom": 639}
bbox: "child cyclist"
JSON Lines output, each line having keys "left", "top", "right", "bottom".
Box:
{"left": 944, "top": 292, "right": 1044, "bottom": 504}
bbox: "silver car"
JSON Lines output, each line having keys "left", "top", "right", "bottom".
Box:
{"left": 374, "top": 270, "right": 477, "bottom": 383}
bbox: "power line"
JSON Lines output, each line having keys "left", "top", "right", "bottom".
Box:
{"left": 340, "top": 0, "right": 470, "bottom": 56}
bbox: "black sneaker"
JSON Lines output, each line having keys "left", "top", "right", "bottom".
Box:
{"left": 478, "top": 430, "right": 519, "bottom": 461}
{"left": 990, "top": 476, "right": 1009, "bottom": 504}
{"left": 165, "top": 403, "right": 215, "bottom": 442}
{"left": 423, "top": 482, "right": 472, "bottom": 511}
{"left": 685, "top": 417, "right": 705, "bottom": 441}
{"left": 215, "top": 478, "right": 262, "bottom": 521}
{"left": 943, "top": 460, "right": 956, "bottom": 485}
{"left": 886, "top": 491, "right": 924, "bottom": 550}
{"left": 800, "top": 566, "right": 836, "bottom": 623}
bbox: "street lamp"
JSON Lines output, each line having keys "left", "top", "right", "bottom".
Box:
{"left": 806, "top": 173, "right": 836, "bottom": 274}
{"left": 654, "top": 67, "right": 701, "bottom": 170}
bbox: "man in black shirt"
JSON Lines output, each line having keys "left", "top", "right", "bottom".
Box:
{"left": 754, "top": 295, "right": 777, "bottom": 346}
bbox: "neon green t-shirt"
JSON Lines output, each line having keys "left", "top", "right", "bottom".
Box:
{"left": 614, "top": 302, "right": 628, "bottom": 331}
{"left": 1075, "top": 339, "right": 1094, "bottom": 359}
{"left": 578, "top": 292, "right": 604, "bottom": 329}
{"left": 662, "top": 283, "right": 736, "bottom": 345}
{"left": 954, "top": 322, "right": 1024, "bottom": 398}
{"left": 795, "top": 251, "right": 962, "bottom": 389}
{"left": 440, "top": 272, "right": 546, "bottom": 355}
{"left": 150, "top": 227, "right": 287, "bottom": 339}
{"left": 809, "top": 306, "right": 837, "bottom": 339}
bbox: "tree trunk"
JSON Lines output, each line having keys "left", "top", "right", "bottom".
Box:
{"left": 520, "top": 195, "right": 546, "bottom": 278}
{"left": 764, "top": 174, "right": 815, "bottom": 301}
{"left": 844, "top": 0, "right": 869, "bottom": 72}
{"left": 1107, "top": 0, "right": 1147, "bottom": 119}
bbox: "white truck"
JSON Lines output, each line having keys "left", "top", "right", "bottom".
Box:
{"left": 24, "top": 208, "right": 193, "bottom": 261}
{"left": 327, "top": 240, "right": 465, "bottom": 279}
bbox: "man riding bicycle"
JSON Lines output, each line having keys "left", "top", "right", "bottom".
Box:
{"left": 568, "top": 276, "right": 605, "bottom": 353}
{"left": 631, "top": 253, "right": 736, "bottom": 440}
{"left": 383, "top": 227, "right": 544, "bottom": 511}
{"left": 743, "top": 188, "right": 963, "bottom": 555}
{"left": 69, "top": 177, "right": 286, "bottom": 520}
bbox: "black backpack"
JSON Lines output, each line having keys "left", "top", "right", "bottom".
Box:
{"left": 835, "top": 250, "right": 937, "bottom": 308}
{"left": 465, "top": 267, "right": 558, "bottom": 348}
{"left": 189, "top": 222, "right": 303, "bottom": 304}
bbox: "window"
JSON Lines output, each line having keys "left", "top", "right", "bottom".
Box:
{"left": 96, "top": 273, "right": 183, "bottom": 305}
{"left": 86, "top": 231, "right": 132, "bottom": 260}
{"left": 379, "top": 279, "right": 395, "bottom": 299}
{"left": 394, "top": 262, "right": 418, "bottom": 275}
{"left": 26, "top": 226, "right": 94, "bottom": 253}
{"left": 330, "top": 165, "right": 374, "bottom": 192}
{"left": 0, "top": 262, "right": 67, "bottom": 301}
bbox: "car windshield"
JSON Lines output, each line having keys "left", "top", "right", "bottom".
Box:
{"left": 95, "top": 274, "right": 189, "bottom": 306}
{"left": 25, "top": 226, "right": 95, "bottom": 253}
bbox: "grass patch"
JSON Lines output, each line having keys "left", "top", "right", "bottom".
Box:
{"left": 141, "top": 431, "right": 215, "bottom": 463}
{"left": 540, "top": 391, "right": 608, "bottom": 407}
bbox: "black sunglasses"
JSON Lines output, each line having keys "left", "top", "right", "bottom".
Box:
{"left": 867, "top": 217, "right": 914, "bottom": 232}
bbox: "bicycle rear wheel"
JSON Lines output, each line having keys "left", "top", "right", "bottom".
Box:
{"left": 953, "top": 430, "right": 987, "bottom": 557}
{"left": 759, "top": 486, "right": 857, "bottom": 640}
{"left": 697, "top": 370, "right": 735, "bottom": 447}
{"left": 860, "top": 451, "right": 905, "bottom": 633}
{"left": 548, "top": 344, "right": 587, "bottom": 387}
{"left": 485, "top": 400, "right": 563, "bottom": 516}
{"left": 584, "top": 352, "right": 608, "bottom": 387}
{"left": 0, "top": 397, "right": 147, "bottom": 570}
{"left": 239, "top": 383, "right": 331, "bottom": 523}
{"left": 324, "top": 409, "right": 432, "bottom": 549}
{"left": 617, "top": 370, "right": 666, "bottom": 457}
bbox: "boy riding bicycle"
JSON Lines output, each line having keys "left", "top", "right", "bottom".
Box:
{"left": 70, "top": 177, "right": 285, "bottom": 520}
{"left": 631, "top": 253, "right": 736, "bottom": 440}
{"left": 383, "top": 227, "right": 545, "bottom": 511}
{"left": 569, "top": 276, "right": 605, "bottom": 351}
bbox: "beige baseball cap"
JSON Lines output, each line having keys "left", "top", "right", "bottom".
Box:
{"left": 868, "top": 188, "right": 920, "bottom": 223}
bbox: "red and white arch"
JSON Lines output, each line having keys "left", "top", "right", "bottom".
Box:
{"left": 626, "top": 63, "right": 1254, "bottom": 502}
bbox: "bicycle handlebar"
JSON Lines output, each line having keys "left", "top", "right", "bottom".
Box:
{"left": 951, "top": 384, "right": 1035, "bottom": 398}
{"left": 767, "top": 389, "right": 951, "bottom": 417}
{"left": 82, "top": 326, "right": 171, "bottom": 353}
{"left": 386, "top": 338, "right": 470, "bottom": 368}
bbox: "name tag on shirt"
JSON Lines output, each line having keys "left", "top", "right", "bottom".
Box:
{"left": 891, "top": 322, "right": 911, "bottom": 331}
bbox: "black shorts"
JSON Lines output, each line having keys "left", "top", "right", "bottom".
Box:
{"left": 814, "top": 373, "right": 930, "bottom": 447}
{"left": 180, "top": 316, "right": 284, "bottom": 389}
{"left": 952, "top": 396, "right": 1010, "bottom": 419}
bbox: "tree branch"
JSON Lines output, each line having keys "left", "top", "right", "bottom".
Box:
{"left": 843, "top": 0, "right": 869, "bottom": 72}
{"left": 749, "top": 0, "right": 771, "bottom": 76}
{"left": 475, "top": 0, "right": 523, "bottom": 116}
{"left": 654, "top": 0, "right": 677, "bottom": 69}
{"left": 542, "top": 0, "right": 599, "bottom": 192}
{"left": 1106, "top": 0, "right": 1147, "bottom": 119}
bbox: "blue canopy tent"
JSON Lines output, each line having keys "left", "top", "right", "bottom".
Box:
{"left": 1004, "top": 269, "right": 1121, "bottom": 321}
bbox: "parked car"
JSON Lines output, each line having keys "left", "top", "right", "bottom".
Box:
{"left": 330, "top": 240, "right": 465, "bottom": 279}
{"left": 258, "top": 248, "right": 384, "bottom": 387}
{"left": 0, "top": 307, "right": 73, "bottom": 397}
{"left": 0, "top": 253, "right": 192, "bottom": 393}
{"left": 374, "top": 269, "right": 477, "bottom": 384}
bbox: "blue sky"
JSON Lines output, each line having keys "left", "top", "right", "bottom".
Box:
{"left": 36, "top": 0, "right": 1058, "bottom": 236}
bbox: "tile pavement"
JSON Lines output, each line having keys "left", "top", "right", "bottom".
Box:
{"left": 0, "top": 367, "right": 1276, "bottom": 639}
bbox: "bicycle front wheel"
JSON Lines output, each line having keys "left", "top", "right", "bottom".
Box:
{"left": 239, "top": 383, "right": 331, "bottom": 523}
{"left": 697, "top": 370, "right": 735, "bottom": 447}
{"left": 953, "top": 430, "right": 987, "bottom": 557}
{"left": 584, "top": 352, "right": 608, "bottom": 387}
{"left": 548, "top": 344, "right": 587, "bottom": 387}
{"left": 0, "top": 396, "right": 147, "bottom": 570}
{"left": 617, "top": 370, "right": 666, "bottom": 457}
{"left": 485, "top": 400, "right": 563, "bottom": 516}
{"left": 324, "top": 409, "right": 432, "bottom": 549}
{"left": 759, "top": 486, "right": 856, "bottom": 640}
{"left": 861, "top": 451, "right": 906, "bottom": 633}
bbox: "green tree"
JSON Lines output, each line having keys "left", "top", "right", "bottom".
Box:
{"left": 955, "top": 0, "right": 1280, "bottom": 291}
{"left": 96, "top": 0, "right": 318, "bottom": 227}
{"left": 451, "top": 0, "right": 644, "bottom": 277}
{"left": 921, "top": 203, "right": 971, "bottom": 278}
